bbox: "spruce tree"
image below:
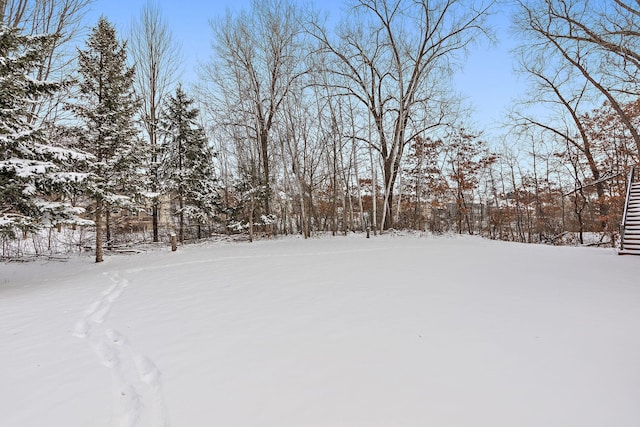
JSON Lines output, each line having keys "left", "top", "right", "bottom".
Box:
{"left": 68, "top": 18, "right": 143, "bottom": 262}
{"left": 0, "top": 23, "right": 88, "bottom": 239}
{"left": 160, "top": 85, "right": 218, "bottom": 242}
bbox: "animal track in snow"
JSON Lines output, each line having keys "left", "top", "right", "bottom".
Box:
{"left": 73, "top": 272, "right": 169, "bottom": 426}
{"left": 134, "top": 355, "right": 162, "bottom": 388}
{"left": 72, "top": 318, "right": 89, "bottom": 339}
{"left": 106, "top": 328, "right": 126, "bottom": 345}
{"left": 91, "top": 341, "right": 121, "bottom": 369}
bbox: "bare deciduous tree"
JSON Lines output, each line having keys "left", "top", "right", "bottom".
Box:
{"left": 509, "top": 44, "right": 611, "bottom": 224}
{"left": 2, "top": 0, "right": 94, "bottom": 123}
{"left": 130, "top": 0, "right": 181, "bottom": 242}
{"left": 203, "top": 0, "right": 308, "bottom": 217}
{"left": 311, "top": 0, "right": 493, "bottom": 229}
{"left": 515, "top": 0, "right": 640, "bottom": 157}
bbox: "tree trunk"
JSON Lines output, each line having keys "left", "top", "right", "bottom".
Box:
{"left": 248, "top": 196, "right": 255, "bottom": 243}
{"left": 369, "top": 141, "right": 378, "bottom": 236}
{"left": 178, "top": 195, "right": 184, "bottom": 243}
{"left": 353, "top": 138, "right": 365, "bottom": 232}
{"left": 0, "top": 1, "right": 7, "bottom": 23}
{"left": 342, "top": 188, "right": 348, "bottom": 235}
{"left": 260, "top": 129, "right": 270, "bottom": 215}
{"left": 152, "top": 204, "right": 159, "bottom": 242}
{"left": 106, "top": 209, "right": 112, "bottom": 250}
{"left": 331, "top": 140, "right": 338, "bottom": 236}
{"left": 395, "top": 169, "right": 402, "bottom": 225}
{"left": 298, "top": 180, "right": 308, "bottom": 238}
{"left": 95, "top": 198, "right": 104, "bottom": 263}
{"left": 381, "top": 156, "right": 398, "bottom": 230}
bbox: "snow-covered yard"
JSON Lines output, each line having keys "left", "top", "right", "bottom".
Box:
{"left": 2, "top": 234, "right": 640, "bottom": 427}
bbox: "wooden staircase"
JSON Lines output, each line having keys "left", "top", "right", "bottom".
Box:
{"left": 620, "top": 165, "right": 640, "bottom": 255}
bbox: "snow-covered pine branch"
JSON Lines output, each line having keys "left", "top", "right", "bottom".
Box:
{"left": 0, "top": 23, "right": 86, "bottom": 239}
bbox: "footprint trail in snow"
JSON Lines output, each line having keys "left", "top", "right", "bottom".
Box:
{"left": 73, "top": 272, "right": 169, "bottom": 427}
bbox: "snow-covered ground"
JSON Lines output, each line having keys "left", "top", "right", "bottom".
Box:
{"left": 2, "top": 234, "right": 640, "bottom": 427}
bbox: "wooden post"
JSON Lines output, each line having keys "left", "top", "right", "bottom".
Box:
{"left": 171, "top": 233, "right": 177, "bottom": 251}
{"left": 366, "top": 227, "right": 370, "bottom": 238}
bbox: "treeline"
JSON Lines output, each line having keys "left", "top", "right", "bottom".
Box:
{"left": 1, "top": 0, "right": 639, "bottom": 261}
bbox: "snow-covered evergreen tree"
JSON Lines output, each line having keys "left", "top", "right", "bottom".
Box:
{"left": 0, "top": 23, "right": 88, "bottom": 239}
{"left": 160, "top": 85, "right": 219, "bottom": 242}
{"left": 67, "top": 17, "right": 144, "bottom": 262}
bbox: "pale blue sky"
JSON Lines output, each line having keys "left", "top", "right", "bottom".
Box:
{"left": 84, "top": 0, "right": 521, "bottom": 138}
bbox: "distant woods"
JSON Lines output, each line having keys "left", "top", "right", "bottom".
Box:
{"left": 2, "top": 0, "right": 640, "bottom": 260}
